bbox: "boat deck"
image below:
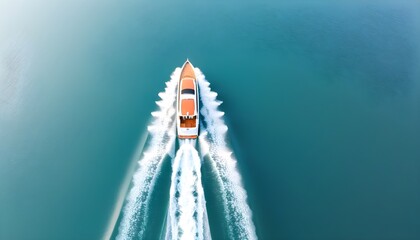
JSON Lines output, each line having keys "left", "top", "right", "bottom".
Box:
{"left": 180, "top": 117, "right": 196, "bottom": 128}
{"left": 181, "top": 79, "right": 195, "bottom": 90}
{"left": 181, "top": 99, "right": 195, "bottom": 115}
{"left": 180, "top": 62, "right": 196, "bottom": 79}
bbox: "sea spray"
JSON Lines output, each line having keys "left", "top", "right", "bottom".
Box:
{"left": 116, "top": 69, "right": 180, "bottom": 240}
{"left": 116, "top": 66, "right": 254, "bottom": 240}
{"left": 196, "top": 68, "right": 257, "bottom": 240}
{"left": 167, "top": 140, "right": 210, "bottom": 240}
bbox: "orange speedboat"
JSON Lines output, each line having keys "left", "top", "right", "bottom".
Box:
{"left": 177, "top": 59, "right": 199, "bottom": 139}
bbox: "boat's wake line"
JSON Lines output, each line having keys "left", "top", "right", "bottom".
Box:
{"left": 115, "top": 67, "right": 256, "bottom": 240}
{"left": 196, "top": 69, "right": 257, "bottom": 240}
{"left": 166, "top": 140, "right": 211, "bottom": 240}
{"left": 116, "top": 69, "right": 180, "bottom": 240}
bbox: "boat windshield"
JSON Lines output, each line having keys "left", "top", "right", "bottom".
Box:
{"left": 181, "top": 89, "right": 195, "bottom": 94}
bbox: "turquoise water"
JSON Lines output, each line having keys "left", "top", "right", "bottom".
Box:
{"left": 1, "top": 0, "right": 420, "bottom": 239}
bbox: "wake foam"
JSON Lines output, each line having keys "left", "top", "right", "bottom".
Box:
{"left": 166, "top": 140, "right": 211, "bottom": 240}
{"left": 196, "top": 69, "right": 257, "bottom": 240}
{"left": 116, "top": 69, "right": 180, "bottom": 240}
{"left": 116, "top": 66, "right": 256, "bottom": 240}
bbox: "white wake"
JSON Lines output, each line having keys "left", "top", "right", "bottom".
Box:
{"left": 196, "top": 68, "right": 258, "bottom": 240}
{"left": 116, "top": 69, "right": 180, "bottom": 240}
{"left": 166, "top": 140, "right": 211, "bottom": 240}
{"left": 116, "top": 66, "right": 256, "bottom": 240}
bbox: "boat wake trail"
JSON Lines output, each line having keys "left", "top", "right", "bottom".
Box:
{"left": 166, "top": 139, "right": 211, "bottom": 240}
{"left": 116, "top": 69, "right": 180, "bottom": 240}
{"left": 196, "top": 69, "right": 257, "bottom": 240}
{"left": 115, "top": 66, "right": 256, "bottom": 240}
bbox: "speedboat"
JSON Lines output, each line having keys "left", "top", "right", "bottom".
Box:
{"left": 177, "top": 59, "right": 199, "bottom": 139}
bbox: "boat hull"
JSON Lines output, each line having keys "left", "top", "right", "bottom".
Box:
{"left": 176, "top": 60, "right": 199, "bottom": 139}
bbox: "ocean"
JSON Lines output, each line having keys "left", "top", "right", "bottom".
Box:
{"left": 1, "top": 0, "right": 420, "bottom": 239}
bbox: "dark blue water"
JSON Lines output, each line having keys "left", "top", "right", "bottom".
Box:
{"left": 1, "top": 0, "right": 420, "bottom": 239}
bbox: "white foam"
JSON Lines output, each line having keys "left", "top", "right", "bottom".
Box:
{"left": 116, "top": 66, "right": 256, "bottom": 240}
{"left": 196, "top": 68, "right": 258, "bottom": 240}
{"left": 116, "top": 69, "right": 180, "bottom": 240}
{"left": 167, "top": 140, "right": 210, "bottom": 240}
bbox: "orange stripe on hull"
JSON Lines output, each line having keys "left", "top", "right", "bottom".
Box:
{"left": 179, "top": 135, "right": 198, "bottom": 139}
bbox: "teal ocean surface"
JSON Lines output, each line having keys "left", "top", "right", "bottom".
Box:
{"left": 1, "top": 0, "right": 420, "bottom": 239}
